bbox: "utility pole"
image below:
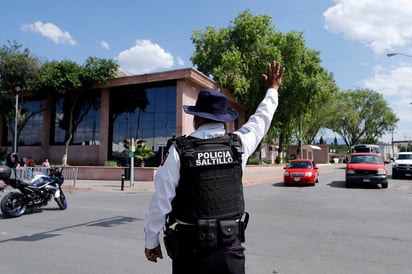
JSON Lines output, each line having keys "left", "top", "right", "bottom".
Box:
{"left": 14, "top": 86, "right": 21, "bottom": 153}
{"left": 130, "top": 138, "right": 135, "bottom": 187}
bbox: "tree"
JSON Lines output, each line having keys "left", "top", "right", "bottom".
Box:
{"left": 191, "top": 10, "right": 338, "bottom": 159}
{"left": 328, "top": 89, "right": 398, "bottom": 147}
{"left": 36, "top": 57, "right": 118, "bottom": 166}
{"left": 192, "top": 11, "right": 281, "bottom": 117}
{"left": 319, "top": 136, "right": 325, "bottom": 144}
{"left": 275, "top": 31, "right": 338, "bottom": 156}
{"left": 0, "top": 41, "right": 42, "bottom": 151}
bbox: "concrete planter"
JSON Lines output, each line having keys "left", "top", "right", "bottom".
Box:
{"left": 75, "top": 166, "right": 157, "bottom": 181}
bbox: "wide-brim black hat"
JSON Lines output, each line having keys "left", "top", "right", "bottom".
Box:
{"left": 183, "top": 89, "right": 238, "bottom": 122}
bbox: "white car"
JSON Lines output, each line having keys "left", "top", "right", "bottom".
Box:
{"left": 392, "top": 152, "right": 412, "bottom": 179}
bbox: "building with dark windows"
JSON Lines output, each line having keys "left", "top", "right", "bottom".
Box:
{"left": 1, "top": 68, "right": 245, "bottom": 166}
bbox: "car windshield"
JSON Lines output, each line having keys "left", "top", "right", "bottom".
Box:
{"left": 289, "top": 162, "right": 312, "bottom": 168}
{"left": 349, "top": 155, "right": 381, "bottom": 164}
{"left": 397, "top": 154, "right": 412, "bottom": 160}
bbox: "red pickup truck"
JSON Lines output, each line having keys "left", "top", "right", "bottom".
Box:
{"left": 345, "top": 152, "right": 388, "bottom": 189}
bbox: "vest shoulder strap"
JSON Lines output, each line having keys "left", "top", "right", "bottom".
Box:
{"left": 168, "top": 133, "right": 241, "bottom": 159}
{"left": 165, "top": 135, "right": 188, "bottom": 157}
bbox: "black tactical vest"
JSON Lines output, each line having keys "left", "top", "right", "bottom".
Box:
{"left": 169, "top": 133, "right": 244, "bottom": 223}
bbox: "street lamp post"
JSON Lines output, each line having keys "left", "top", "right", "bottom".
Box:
{"left": 387, "top": 52, "right": 412, "bottom": 151}
{"left": 14, "top": 86, "right": 21, "bottom": 153}
{"left": 387, "top": 55, "right": 412, "bottom": 105}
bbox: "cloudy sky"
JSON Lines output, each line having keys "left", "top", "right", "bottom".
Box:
{"left": 1, "top": 0, "right": 411, "bottom": 143}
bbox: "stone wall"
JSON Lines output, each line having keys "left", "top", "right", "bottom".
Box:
{"left": 76, "top": 166, "right": 157, "bottom": 181}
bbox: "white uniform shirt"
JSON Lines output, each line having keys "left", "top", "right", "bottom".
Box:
{"left": 144, "top": 88, "right": 279, "bottom": 249}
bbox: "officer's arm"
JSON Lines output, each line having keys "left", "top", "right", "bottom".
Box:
{"left": 144, "top": 146, "right": 180, "bottom": 249}
{"left": 235, "top": 88, "right": 279, "bottom": 160}
{"left": 235, "top": 61, "right": 285, "bottom": 160}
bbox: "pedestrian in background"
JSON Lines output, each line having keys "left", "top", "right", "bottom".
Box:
{"left": 26, "top": 156, "right": 36, "bottom": 179}
{"left": 144, "top": 60, "right": 285, "bottom": 274}
{"left": 41, "top": 158, "right": 50, "bottom": 174}
{"left": 6, "top": 153, "right": 22, "bottom": 179}
{"left": 26, "top": 156, "right": 36, "bottom": 167}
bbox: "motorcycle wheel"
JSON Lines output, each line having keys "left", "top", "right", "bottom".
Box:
{"left": 54, "top": 189, "right": 67, "bottom": 210}
{"left": 1, "top": 192, "right": 27, "bottom": 218}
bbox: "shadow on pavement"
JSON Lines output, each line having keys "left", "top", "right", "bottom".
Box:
{"left": 328, "top": 180, "right": 381, "bottom": 189}
{"left": 271, "top": 182, "right": 284, "bottom": 187}
{"left": 271, "top": 182, "right": 318, "bottom": 188}
{"left": 328, "top": 180, "right": 345, "bottom": 188}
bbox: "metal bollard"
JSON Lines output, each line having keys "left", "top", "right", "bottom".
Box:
{"left": 121, "top": 174, "right": 125, "bottom": 191}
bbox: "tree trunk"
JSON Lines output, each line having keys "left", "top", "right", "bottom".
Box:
{"left": 62, "top": 134, "right": 72, "bottom": 166}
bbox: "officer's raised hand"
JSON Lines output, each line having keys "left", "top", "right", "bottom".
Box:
{"left": 262, "top": 60, "right": 285, "bottom": 90}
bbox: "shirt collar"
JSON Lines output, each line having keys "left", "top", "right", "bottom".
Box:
{"left": 190, "top": 123, "right": 226, "bottom": 139}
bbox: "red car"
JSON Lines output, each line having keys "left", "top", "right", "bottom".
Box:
{"left": 283, "top": 159, "right": 319, "bottom": 186}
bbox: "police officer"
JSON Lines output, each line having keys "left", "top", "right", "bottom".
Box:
{"left": 144, "top": 60, "right": 285, "bottom": 274}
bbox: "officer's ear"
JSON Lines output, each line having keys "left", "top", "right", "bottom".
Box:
{"left": 193, "top": 116, "right": 201, "bottom": 129}
{"left": 194, "top": 116, "right": 214, "bottom": 129}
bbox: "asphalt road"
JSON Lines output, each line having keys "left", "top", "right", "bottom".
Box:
{"left": 1, "top": 165, "right": 411, "bottom": 274}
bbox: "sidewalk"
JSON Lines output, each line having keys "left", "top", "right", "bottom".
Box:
{"left": 63, "top": 164, "right": 287, "bottom": 193}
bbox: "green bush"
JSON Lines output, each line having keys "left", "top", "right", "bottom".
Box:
{"left": 247, "top": 157, "right": 272, "bottom": 165}
{"left": 105, "top": 160, "right": 119, "bottom": 167}
{"left": 247, "top": 157, "right": 260, "bottom": 165}
{"left": 135, "top": 144, "right": 155, "bottom": 161}
{"left": 262, "top": 158, "right": 272, "bottom": 164}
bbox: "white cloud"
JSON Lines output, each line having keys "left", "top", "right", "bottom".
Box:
{"left": 363, "top": 65, "right": 412, "bottom": 142}
{"left": 364, "top": 65, "right": 412, "bottom": 97}
{"left": 323, "top": 0, "right": 412, "bottom": 54}
{"left": 324, "top": 0, "right": 412, "bottom": 142}
{"left": 116, "top": 39, "right": 175, "bottom": 75}
{"left": 100, "top": 40, "right": 110, "bottom": 50}
{"left": 176, "top": 56, "right": 185, "bottom": 66}
{"left": 22, "top": 21, "right": 77, "bottom": 45}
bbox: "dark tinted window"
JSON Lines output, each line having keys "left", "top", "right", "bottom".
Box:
{"left": 289, "top": 161, "right": 312, "bottom": 168}
{"left": 5, "top": 99, "right": 43, "bottom": 146}
{"left": 350, "top": 155, "right": 381, "bottom": 164}
{"left": 398, "top": 154, "right": 412, "bottom": 160}
{"left": 51, "top": 91, "right": 101, "bottom": 145}
{"left": 110, "top": 83, "right": 176, "bottom": 155}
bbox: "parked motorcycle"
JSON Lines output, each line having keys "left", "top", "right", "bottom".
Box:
{"left": 0, "top": 165, "right": 67, "bottom": 218}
